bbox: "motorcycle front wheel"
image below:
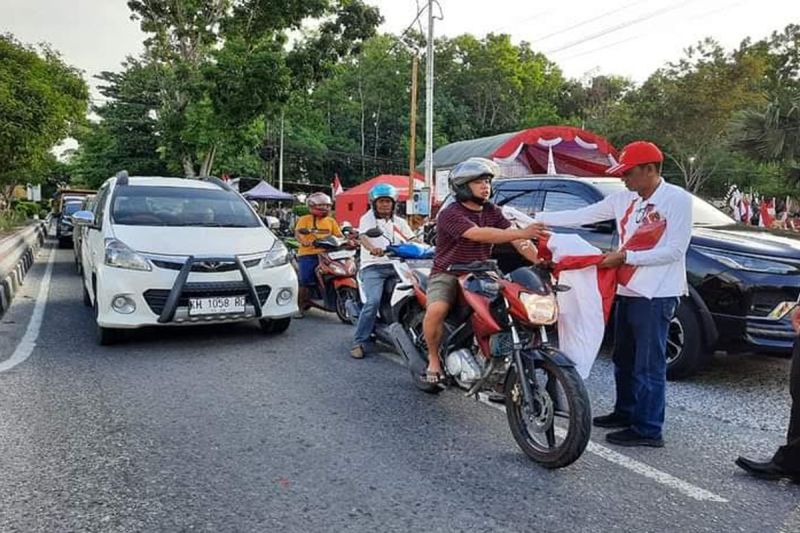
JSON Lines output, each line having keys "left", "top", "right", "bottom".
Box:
{"left": 504, "top": 356, "right": 591, "bottom": 469}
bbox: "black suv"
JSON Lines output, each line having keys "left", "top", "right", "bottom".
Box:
{"left": 486, "top": 175, "right": 800, "bottom": 379}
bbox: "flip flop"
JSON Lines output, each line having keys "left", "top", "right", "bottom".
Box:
{"left": 424, "top": 369, "right": 444, "bottom": 384}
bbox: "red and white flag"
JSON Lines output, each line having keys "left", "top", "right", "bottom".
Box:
{"left": 759, "top": 197, "right": 776, "bottom": 228}
{"left": 502, "top": 206, "right": 665, "bottom": 377}
{"left": 331, "top": 174, "right": 344, "bottom": 197}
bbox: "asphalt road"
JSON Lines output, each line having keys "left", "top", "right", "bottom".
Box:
{"left": 1, "top": 242, "right": 799, "bottom": 532}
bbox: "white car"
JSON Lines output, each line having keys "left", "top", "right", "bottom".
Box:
{"left": 73, "top": 172, "right": 299, "bottom": 345}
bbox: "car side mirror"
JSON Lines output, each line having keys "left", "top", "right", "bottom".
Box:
{"left": 71, "top": 210, "right": 95, "bottom": 227}
{"left": 263, "top": 215, "right": 280, "bottom": 230}
{"left": 365, "top": 228, "right": 383, "bottom": 238}
{"left": 582, "top": 220, "right": 615, "bottom": 234}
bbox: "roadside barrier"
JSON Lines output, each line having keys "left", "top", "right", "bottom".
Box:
{"left": 0, "top": 222, "right": 47, "bottom": 317}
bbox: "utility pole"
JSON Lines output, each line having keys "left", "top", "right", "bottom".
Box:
{"left": 407, "top": 54, "right": 418, "bottom": 215}
{"left": 278, "top": 110, "right": 285, "bottom": 192}
{"left": 422, "top": 0, "right": 435, "bottom": 214}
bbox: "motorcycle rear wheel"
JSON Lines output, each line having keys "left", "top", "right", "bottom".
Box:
{"left": 335, "top": 287, "right": 358, "bottom": 324}
{"left": 504, "top": 357, "right": 591, "bottom": 469}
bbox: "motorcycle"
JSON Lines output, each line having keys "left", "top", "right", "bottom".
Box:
{"left": 349, "top": 239, "right": 436, "bottom": 347}
{"left": 378, "top": 235, "right": 591, "bottom": 469}
{"left": 297, "top": 227, "right": 360, "bottom": 323}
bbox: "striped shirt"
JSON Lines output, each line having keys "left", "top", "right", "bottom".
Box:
{"left": 433, "top": 202, "right": 511, "bottom": 274}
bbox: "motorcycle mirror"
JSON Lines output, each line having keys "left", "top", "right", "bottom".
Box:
{"left": 365, "top": 228, "right": 383, "bottom": 238}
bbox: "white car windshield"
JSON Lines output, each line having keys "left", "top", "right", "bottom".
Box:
{"left": 111, "top": 186, "right": 260, "bottom": 227}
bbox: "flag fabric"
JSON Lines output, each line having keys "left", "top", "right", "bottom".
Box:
{"left": 331, "top": 174, "right": 344, "bottom": 197}
{"left": 502, "top": 206, "right": 666, "bottom": 377}
{"left": 759, "top": 197, "right": 776, "bottom": 228}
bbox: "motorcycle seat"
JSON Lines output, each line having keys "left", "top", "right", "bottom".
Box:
{"left": 447, "top": 260, "right": 499, "bottom": 273}
{"left": 413, "top": 270, "right": 429, "bottom": 292}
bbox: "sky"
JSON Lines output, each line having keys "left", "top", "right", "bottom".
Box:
{"left": 3, "top": 0, "right": 799, "bottom": 97}
{"left": 2, "top": 0, "right": 799, "bottom": 151}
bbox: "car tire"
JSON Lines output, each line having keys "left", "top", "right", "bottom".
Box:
{"left": 58, "top": 238, "right": 69, "bottom": 249}
{"left": 75, "top": 255, "right": 82, "bottom": 275}
{"left": 259, "top": 317, "right": 291, "bottom": 335}
{"left": 82, "top": 281, "right": 92, "bottom": 307}
{"left": 666, "top": 301, "right": 706, "bottom": 381}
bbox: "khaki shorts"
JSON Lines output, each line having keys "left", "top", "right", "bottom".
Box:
{"left": 427, "top": 273, "right": 460, "bottom": 306}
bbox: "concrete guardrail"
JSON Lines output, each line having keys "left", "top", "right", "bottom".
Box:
{"left": 0, "top": 221, "right": 48, "bottom": 317}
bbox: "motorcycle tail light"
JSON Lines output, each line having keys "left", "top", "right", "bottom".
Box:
{"left": 519, "top": 292, "right": 558, "bottom": 325}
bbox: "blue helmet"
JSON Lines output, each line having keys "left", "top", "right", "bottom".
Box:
{"left": 369, "top": 183, "right": 399, "bottom": 215}
{"left": 368, "top": 183, "right": 398, "bottom": 203}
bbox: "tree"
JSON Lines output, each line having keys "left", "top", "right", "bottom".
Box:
{"left": 734, "top": 89, "right": 800, "bottom": 185}
{"left": 125, "top": 0, "right": 381, "bottom": 177}
{"left": 0, "top": 34, "right": 88, "bottom": 207}
{"left": 69, "top": 59, "right": 168, "bottom": 188}
{"left": 627, "top": 38, "right": 767, "bottom": 193}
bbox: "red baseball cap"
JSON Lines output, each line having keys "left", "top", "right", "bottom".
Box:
{"left": 606, "top": 141, "right": 663, "bottom": 176}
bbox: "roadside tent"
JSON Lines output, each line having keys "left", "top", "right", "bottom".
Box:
{"left": 241, "top": 180, "right": 294, "bottom": 201}
{"left": 335, "top": 174, "right": 424, "bottom": 226}
{"left": 425, "top": 126, "right": 619, "bottom": 202}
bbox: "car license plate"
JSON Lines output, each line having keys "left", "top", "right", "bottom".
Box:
{"left": 188, "top": 295, "right": 247, "bottom": 316}
{"left": 329, "top": 250, "right": 355, "bottom": 260}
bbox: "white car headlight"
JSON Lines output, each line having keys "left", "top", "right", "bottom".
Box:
{"left": 519, "top": 292, "right": 558, "bottom": 325}
{"left": 104, "top": 239, "right": 152, "bottom": 271}
{"left": 696, "top": 247, "right": 797, "bottom": 274}
{"left": 262, "top": 240, "right": 289, "bottom": 268}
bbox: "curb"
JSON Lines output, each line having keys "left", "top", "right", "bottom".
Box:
{"left": 0, "top": 221, "right": 48, "bottom": 318}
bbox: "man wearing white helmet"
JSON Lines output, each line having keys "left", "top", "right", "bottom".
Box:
{"left": 423, "top": 157, "right": 546, "bottom": 383}
{"left": 295, "top": 192, "right": 343, "bottom": 315}
{"left": 350, "top": 183, "right": 416, "bottom": 359}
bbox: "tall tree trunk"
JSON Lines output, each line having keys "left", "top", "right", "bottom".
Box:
{"left": 199, "top": 145, "right": 217, "bottom": 177}
{"left": 358, "top": 77, "right": 366, "bottom": 179}
{"left": 183, "top": 155, "right": 197, "bottom": 178}
{"left": 373, "top": 102, "right": 381, "bottom": 160}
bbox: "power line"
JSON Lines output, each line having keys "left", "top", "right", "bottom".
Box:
{"left": 546, "top": 0, "right": 697, "bottom": 55}
{"left": 554, "top": 0, "right": 749, "bottom": 62}
{"left": 533, "top": 0, "right": 640, "bottom": 44}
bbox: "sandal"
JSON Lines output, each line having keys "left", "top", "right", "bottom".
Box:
{"left": 424, "top": 369, "right": 444, "bottom": 384}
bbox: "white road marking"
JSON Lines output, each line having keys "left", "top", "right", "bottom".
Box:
{"left": 377, "top": 351, "right": 728, "bottom": 503}
{"left": 0, "top": 246, "right": 55, "bottom": 373}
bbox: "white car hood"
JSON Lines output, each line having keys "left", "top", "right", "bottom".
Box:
{"left": 111, "top": 225, "right": 276, "bottom": 256}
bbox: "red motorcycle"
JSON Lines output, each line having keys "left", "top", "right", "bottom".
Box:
{"left": 297, "top": 228, "right": 359, "bottom": 323}
{"left": 387, "top": 260, "right": 591, "bottom": 469}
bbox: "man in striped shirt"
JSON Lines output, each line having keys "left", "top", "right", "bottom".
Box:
{"left": 423, "top": 158, "right": 546, "bottom": 383}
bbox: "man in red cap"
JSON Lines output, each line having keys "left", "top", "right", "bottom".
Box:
{"left": 535, "top": 141, "right": 693, "bottom": 448}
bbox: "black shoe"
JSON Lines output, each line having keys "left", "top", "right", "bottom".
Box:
{"left": 593, "top": 412, "right": 631, "bottom": 429}
{"left": 606, "top": 429, "right": 664, "bottom": 448}
{"left": 735, "top": 457, "right": 800, "bottom": 482}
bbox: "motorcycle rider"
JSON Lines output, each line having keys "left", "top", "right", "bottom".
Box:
{"left": 295, "top": 192, "right": 343, "bottom": 316}
{"left": 423, "top": 157, "right": 547, "bottom": 383}
{"left": 350, "top": 183, "right": 417, "bottom": 359}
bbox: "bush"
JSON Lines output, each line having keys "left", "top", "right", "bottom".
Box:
{"left": 293, "top": 204, "right": 309, "bottom": 217}
{"left": 12, "top": 200, "right": 40, "bottom": 219}
{"left": 0, "top": 210, "right": 26, "bottom": 231}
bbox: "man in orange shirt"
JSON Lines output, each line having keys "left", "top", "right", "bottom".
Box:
{"left": 294, "top": 192, "right": 342, "bottom": 314}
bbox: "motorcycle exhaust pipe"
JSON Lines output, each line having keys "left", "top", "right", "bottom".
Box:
{"left": 387, "top": 323, "right": 428, "bottom": 376}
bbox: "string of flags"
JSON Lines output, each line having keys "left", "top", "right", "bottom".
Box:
{"left": 724, "top": 184, "right": 796, "bottom": 230}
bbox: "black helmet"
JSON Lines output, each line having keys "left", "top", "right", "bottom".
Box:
{"left": 449, "top": 157, "right": 499, "bottom": 204}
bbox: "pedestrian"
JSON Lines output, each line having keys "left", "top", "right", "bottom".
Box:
{"left": 534, "top": 141, "right": 693, "bottom": 448}
{"left": 736, "top": 308, "right": 800, "bottom": 482}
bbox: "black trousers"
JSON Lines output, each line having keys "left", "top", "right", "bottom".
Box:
{"left": 773, "top": 336, "right": 800, "bottom": 472}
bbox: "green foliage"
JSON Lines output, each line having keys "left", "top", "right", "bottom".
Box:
{"left": 0, "top": 34, "right": 88, "bottom": 207}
